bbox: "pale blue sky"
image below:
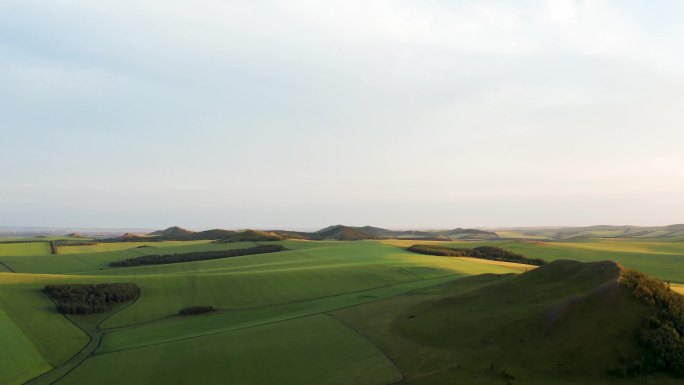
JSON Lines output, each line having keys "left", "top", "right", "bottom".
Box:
{"left": 1, "top": 0, "right": 683, "bottom": 229}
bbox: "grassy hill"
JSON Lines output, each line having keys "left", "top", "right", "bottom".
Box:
{"left": 334, "top": 260, "right": 683, "bottom": 384}
{"left": 312, "top": 225, "right": 384, "bottom": 240}
{"left": 215, "top": 230, "right": 282, "bottom": 242}
{"left": 354, "top": 226, "right": 500, "bottom": 240}
{"left": 273, "top": 225, "right": 382, "bottom": 241}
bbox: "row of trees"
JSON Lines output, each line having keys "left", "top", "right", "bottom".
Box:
{"left": 110, "top": 244, "right": 286, "bottom": 267}
{"left": 406, "top": 244, "right": 547, "bottom": 266}
{"left": 49, "top": 240, "right": 58, "bottom": 254}
{"left": 44, "top": 283, "right": 140, "bottom": 315}
{"left": 616, "top": 269, "right": 684, "bottom": 377}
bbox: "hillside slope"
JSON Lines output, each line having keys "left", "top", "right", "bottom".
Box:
{"left": 334, "top": 260, "right": 684, "bottom": 384}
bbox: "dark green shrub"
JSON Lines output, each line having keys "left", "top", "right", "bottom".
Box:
{"left": 620, "top": 269, "right": 684, "bottom": 377}
{"left": 179, "top": 306, "right": 216, "bottom": 315}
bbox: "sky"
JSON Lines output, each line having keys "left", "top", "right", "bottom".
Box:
{"left": 1, "top": 0, "right": 684, "bottom": 230}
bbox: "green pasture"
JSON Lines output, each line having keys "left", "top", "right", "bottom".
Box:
{"left": 0, "top": 242, "right": 50, "bottom": 257}
{"left": 59, "top": 315, "right": 402, "bottom": 385}
{"left": 4, "top": 236, "right": 684, "bottom": 385}
{"left": 98, "top": 274, "right": 461, "bottom": 353}
{"left": 0, "top": 307, "right": 51, "bottom": 385}
{"left": 0, "top": 241, "right": 263, "bottom": 274}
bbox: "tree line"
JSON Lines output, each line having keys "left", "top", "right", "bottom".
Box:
{"left": 109, "top": 244, "right": 286, "bottom": 267}
{"left": 44, "top": 283, "right": 140, "bottom": 315}
{"left": 614, "top": 269, "right": 684, "bottom": 377}
{"left": 406, "top": 244, "right": 547, "bottom": 266}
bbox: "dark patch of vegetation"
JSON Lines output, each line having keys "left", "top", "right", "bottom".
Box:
{"left": 54, "top": 240, "right": 97, "bottom": 247}
{"left": 615, "top": 269, "right": 684, "bottom": 377}
{"left": 44, "top": 283, "right": 140, "bottom": 315}
{"left": 407, "top": 244, "right": 547, "bottom": 266}
{"left": 110, "top": 244, "right": 286, "bottom": 267}
{"left": 178, "top": 306, "right": 216, "bottom": 315}
{"left": 0, "top": 240, "right": 48, "bottom": 244}
{"left": 49, "top": 240, "right": 58, "bottom": 255}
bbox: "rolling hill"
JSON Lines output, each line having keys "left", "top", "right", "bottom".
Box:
{"left": 354, "top": 226, "right": 500, "bottom": 240}
{"left": 334, "top": 259, "right": 684, "bottom": 384}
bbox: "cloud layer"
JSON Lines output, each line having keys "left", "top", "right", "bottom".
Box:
{"left": 1, "top": 0, "right": 683, "bottom": 228}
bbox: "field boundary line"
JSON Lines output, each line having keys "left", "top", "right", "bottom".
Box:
{"left": 22, "top": 298, "right": 93, "bottom": 385}
{"left": 0, "top": 260, "right": 16, "bottom": 273}
{"left": 326, "top": 313, "right": 405, "bottom": 385}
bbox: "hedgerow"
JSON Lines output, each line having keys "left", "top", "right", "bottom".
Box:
{"left": 407, "top": 244, "right": 546, "bottom": 266}
{"left": 110, "top": 244, "right": 285, "bottom": 267}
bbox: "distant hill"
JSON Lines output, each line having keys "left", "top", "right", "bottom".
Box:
{"left": 148, "top": 226, "right": 194, "bottom": 238}
{"left": 270, "top": 225, "right": 498, "bottom": 241}
{"left": 141, "top": 225, "right": 501, "bottom": 242}
{"left": 350, "top": 226, "right": 499, "bottom": 241}
{"left": 216, "top": 230, "right": 282, "bottom": 243}
{"left": 272, "top": 225, "right": 383, "bottom": 241}
{"left": 495, "top": 224, "right": 684, "bottom": 240}
{"left": 312, "top": 225, "right": 383, "bottom": 241}
{"left": 107, "top": 223, "right": 684, "bottom": 243}
{"left": 103, "top": 227, "right": 238, "bottom": 242}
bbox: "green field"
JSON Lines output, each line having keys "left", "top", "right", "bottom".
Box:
{"left": 0, "top": 242, "right": 50, "bottom": 257}
{"left": 2, "top": 236, "right": 684, "bottom": 384}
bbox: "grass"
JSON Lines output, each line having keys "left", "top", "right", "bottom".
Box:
{"left": 383, "top": 238, "right": 684, "bottom": 283}
{"left": 98, "top": 274, "right": 462, "bottom": 353}
{"left": 4, "top": 236, "right": 684, "bottom": 385}
{"left": 0, "top": 307, "right": 51, "bottom": 385}
{"left": 58, "top": 315, "right": 402, "bottom": 385}
{"left": 99, "top": 264, "right": 419, "bottom": 327}
{"left": 0, "top": 239, "right": 523, "bottom": 385}
{"left": 0, "top": 241, "right": 260, "bottom": 274}
{"left": 0, "top": 273, "right": 91, "bottom": 365}
{"left": 333, "top": 261, "right": 682, "bottom": 384}
{"left": 0, "top": 242, "right": 50, "bottom": 257}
